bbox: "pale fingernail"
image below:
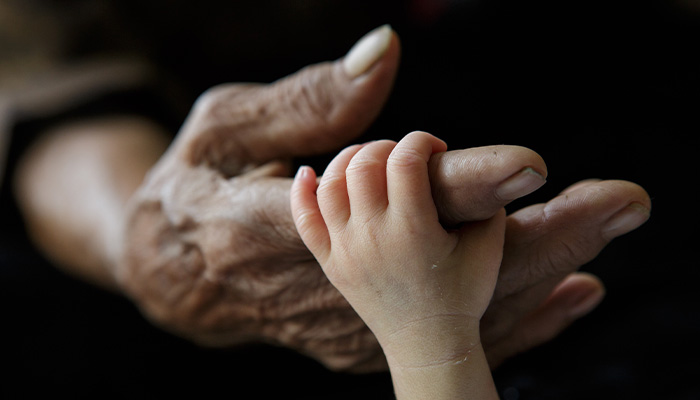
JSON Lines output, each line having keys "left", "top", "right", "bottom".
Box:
{"left": 495, "top": 167, "right": 546, "bottom": 201}
{"left": 568, "top": 288, "right": 605, "bottom": 318}
{"left": 602, "top": 202, "right": 651, "bottom": 241}
{"left": 295, "top": 165, "right": 310, "bottom": 180}
{"left": 343, "top": 25, "right": 392, "bottom": 79}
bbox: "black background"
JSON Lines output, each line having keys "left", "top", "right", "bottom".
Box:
{"left": 1, "top": 0, "right": 698, "bottom": 398}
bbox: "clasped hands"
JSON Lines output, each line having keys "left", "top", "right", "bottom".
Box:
{"left": 118, "top": 26, "right": 650, "bottom": 372}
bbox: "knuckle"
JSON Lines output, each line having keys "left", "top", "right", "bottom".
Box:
{"left": 190, "top": 84, "right": 232, "bottom": 125}
{"left": 387, "top": 145, "right": 426, "bottom": 171}
{"left": 345, "top": 155, "right": 382, "bottom": 176}
{"left": 535, "top": 235, "right": 600, "bottom": 280}
{"left": 315, "top": 180, "right": 347, "bottom": 220}
{"left": 284, "top": 63, "right": 339, "bottom": 127}
{"left": 345, "top": 140, "right": 395, "bottom": 176}
{"left": 317, "top": 173, "right": 345, "bottom": 195}
{"left": 181, "top": 83, "right": 262, "bottom": 174}
{"left": 191, "top": 83, "right": 253, "bottom": 121}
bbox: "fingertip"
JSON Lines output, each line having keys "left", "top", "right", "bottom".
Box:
{"left": 549, "top": 272, "right": 606, "bottom": 318}
{"left": 543, "top": 179, "right": 652, "bottom": 232}
{"left": 385, "top": 131, "right": 447, "bottom": 218}
{"left": 294, "top": 165, "right": 316, "bottom": 183}
{"left": 489, "top": 272, "right": 605, "bottom": 367}
{"left": 404, "top": 131, "right": 447, "bottom": 154}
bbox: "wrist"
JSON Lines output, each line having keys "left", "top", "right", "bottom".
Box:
{"left": 378, "top": 314, "right": 482, "bottom": 369}
{"left": 384, "top": 336, "right": 498, "bottom": 400}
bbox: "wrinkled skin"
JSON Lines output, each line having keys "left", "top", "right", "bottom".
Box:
{"left": 117, "top": 33, "right": 651, "bottom": 372}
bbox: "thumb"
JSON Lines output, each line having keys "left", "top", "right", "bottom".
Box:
{"left": 176, "top": 25, "right": 400, "bottom": 176}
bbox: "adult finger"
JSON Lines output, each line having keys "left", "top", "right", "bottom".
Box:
{"left": 478, "top": 179, "right": 650, "bottom": 363}
{"left": 559, "top": 178, "right": 602, "bottom": 195}
{"left": 497, "top": 179, "right": 651, "bottom": 299}
{"left": 175, "top": 25, "right": 400, "bottom": 176}
{"left": 317, "top": 144, "right": 365, "bottom": 231}
{"left": 428, "top": 145, "right": 547, "bottom": 225}
{"left": 484, "top": 272, "right": 605, "bottom": 368}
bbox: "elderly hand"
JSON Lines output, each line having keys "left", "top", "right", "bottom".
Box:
{"left": 117, "top": 26, "right": 650, "bottom": 371}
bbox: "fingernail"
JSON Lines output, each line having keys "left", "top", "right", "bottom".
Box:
{"left": 602, "top": 202, "right": 651, "bottom": 241}
{"left": 343, "top": 25, "right": 392, "bottom": 79}
{"left": 495, "top": 167, "right": 547, "bottom": 201}
{"left": 568, "top": 288, "right": 605, "bottom": 318}
{"left": 295, "top": 165, "right": 310, "bottom": 179}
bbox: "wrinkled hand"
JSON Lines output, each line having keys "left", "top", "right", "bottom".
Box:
{"left": 118, "top": 28, "right": 402, "bottom": 371}
{"left": 117, "top": 27, "right": 651, "bottom": 372}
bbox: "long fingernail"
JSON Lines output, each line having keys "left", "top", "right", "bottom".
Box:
{"left": 343, "top": 25, "right": 392, "bottom": 79}
{"left": 602, "top": 202, "right": 651, "bottom": 241}
{"left": 495, "top": 167, "right": 547, "bottom": 201}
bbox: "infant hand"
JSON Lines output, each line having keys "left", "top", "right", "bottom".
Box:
{"left": 291, "top": 131, "right": 505, "bottom": 366}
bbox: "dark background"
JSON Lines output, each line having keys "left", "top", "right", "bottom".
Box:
{"left": 1, "top": 0, "right": 698, "bottom": 398}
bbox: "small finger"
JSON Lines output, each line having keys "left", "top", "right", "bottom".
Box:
{"left": 485, "top": 273, "right": 605, "bottom": 368}
{"left": 316, "top": 144, "right": 364, "bottom": 231}
{"left": 386, "top": 131, "right": 447, "bottom": 219}
{"left": 291, "top": 166, "right": 330, "bottom": 262}
{"left": 344, "top": 140, "right": 397, "bottom": 221}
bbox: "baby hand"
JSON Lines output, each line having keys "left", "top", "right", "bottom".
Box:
{"left": 291, "top": 131, "right": 505, "bottom": 367}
